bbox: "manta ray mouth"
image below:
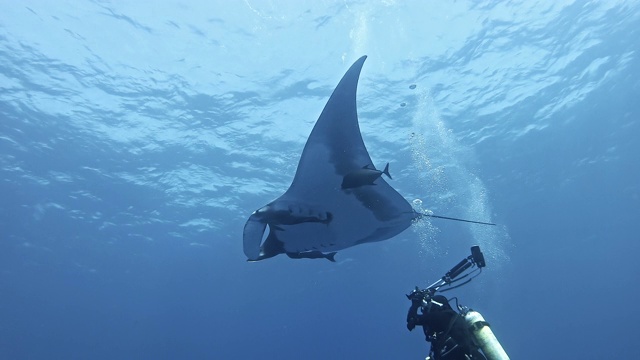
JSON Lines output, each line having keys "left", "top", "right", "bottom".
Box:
{"left": 243, "top": 213, "right": 267, "bottom": 260}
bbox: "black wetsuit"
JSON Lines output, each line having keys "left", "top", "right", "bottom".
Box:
{"left": 407, "top": 295, "right": 486, "bottom": 360}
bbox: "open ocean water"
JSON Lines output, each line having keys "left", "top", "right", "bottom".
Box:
{"left": 1, "top": 1, "right": 639, "bottom": 359}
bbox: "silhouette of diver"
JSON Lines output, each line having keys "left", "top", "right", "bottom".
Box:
{"left": 407, "top": 294, "right": 486, "bottom": 360}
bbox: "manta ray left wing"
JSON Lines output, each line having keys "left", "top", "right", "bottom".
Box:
{"left": 243, "top": 56, "right": 418, "bottom": 262}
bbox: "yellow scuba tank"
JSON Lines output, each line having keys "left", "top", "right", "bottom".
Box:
{"left": 464, "top": 310, "right": 509, "bottom": 360}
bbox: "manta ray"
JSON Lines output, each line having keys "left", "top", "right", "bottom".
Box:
{"left": 243, "top": 56, "right": 493, "bottom": 262}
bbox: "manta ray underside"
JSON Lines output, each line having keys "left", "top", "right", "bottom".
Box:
{"left": 243, "top": 56, "right": 419, "bottom": 262}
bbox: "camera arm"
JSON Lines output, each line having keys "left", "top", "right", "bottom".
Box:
{"left": 408, "top": 246, "right": 486, "bottom": 300}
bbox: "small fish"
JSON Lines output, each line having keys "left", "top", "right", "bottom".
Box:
{"left": 287, "top": 251, "right": 337, "bottom": 262}
{"left": 341, "top": 163, "right": 392, "bottom": 189}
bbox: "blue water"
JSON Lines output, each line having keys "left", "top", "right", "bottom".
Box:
{"left": 1, "top": 1, "right": 639, "bottom": 359}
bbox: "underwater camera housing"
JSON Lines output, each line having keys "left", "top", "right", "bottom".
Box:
{"left": 471, "top": 245, "right": 486, "bottom": 268}
{"left": 443, "top": 245, "right": 486, "bottom": 284}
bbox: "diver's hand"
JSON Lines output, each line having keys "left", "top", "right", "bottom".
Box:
{"left": 407, "top": 316, "right": 417, "bottom": 331}
{"left": 406, "top": 301, "right": 420, "bottom": 331}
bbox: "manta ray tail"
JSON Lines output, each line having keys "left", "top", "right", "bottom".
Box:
{"left": 417, "top": 212, "right": 496, "bottom": 226}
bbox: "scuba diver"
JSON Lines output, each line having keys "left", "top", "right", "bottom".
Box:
{"left": 406, "top": 246, "right": 509, "bottom": 360}
{"left": 407, "top": 293, "right": 486, "bottom": 359}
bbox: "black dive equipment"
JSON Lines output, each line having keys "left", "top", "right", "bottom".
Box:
{"left": 406, "top": 246, "right": 509, "bottom": 360}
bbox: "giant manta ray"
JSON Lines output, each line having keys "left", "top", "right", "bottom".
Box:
{"left": 243, "top": 56, "right": 493, "bottom": 262}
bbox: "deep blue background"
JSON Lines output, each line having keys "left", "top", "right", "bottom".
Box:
{"left": 1, "top": 1, "right": 639, "bottom": 359}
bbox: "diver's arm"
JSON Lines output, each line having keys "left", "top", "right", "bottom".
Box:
{"left": 406, "top": 299, "right": 422, "bottom": 331}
